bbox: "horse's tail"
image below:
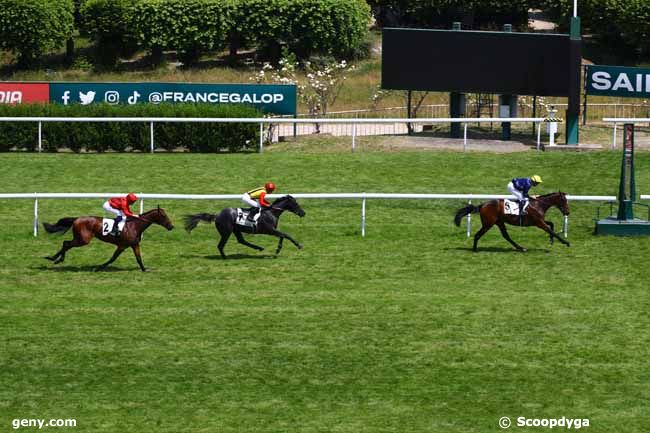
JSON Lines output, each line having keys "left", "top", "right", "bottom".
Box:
{"left": 184, "top": 213, "right": 216, "bottom": 233}
{"left": 43, "top": 217, "right": 76, "bottom": 234}
{"left": 454, "top": 204, "right": 479, "bottom": 227}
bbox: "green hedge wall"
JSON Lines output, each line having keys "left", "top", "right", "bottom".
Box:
{"left": 75, "top": 0, "right": 369, "bottom": 65}
{"left": 542, "top": 0, "right": 650, "bottom": 60}
{"left": 0, "top": 0, "right": 74, "bottom": 66}
{"left": 368, "top": 0, "right": 534, "bottom": 29}
{"left": 129, "top": 0, "right": 233, "bottom": 65}
{"left": 0, "top": 104, "right": 261, "bottom": 153}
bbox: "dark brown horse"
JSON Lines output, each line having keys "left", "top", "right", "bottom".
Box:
{"left": 184, "top": 195, "right": 305, "bottom": 259}
{"left": 454, "top": 192, "right": 570, "bottom": 252}
{"left": 43, "top": 207, "right": 174, "bottom": 271}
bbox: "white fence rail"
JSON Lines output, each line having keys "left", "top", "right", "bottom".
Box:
{"left": 603, "top": 117, "right": 650, "bottom": 149}
{"left": 0, "top": 116, "right": 549, "bottom": 153}
{"left": 0, "top": 192, "right": 619, "bottom": 239}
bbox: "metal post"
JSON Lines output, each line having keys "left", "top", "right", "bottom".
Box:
{"left": 563, "top": 215, "right": 569, "bottom": 238}
{"left": 259, "top": 122, "right": 264, "bottom": 153}
{"left": 33, "top": 197, "right": 38, "bottom": 237}
{"left": 352, "top": 123, "right": 357, "bottom": 152}
{"left": 463, "top": 123, "right": 468, "bottom": 152}
{"left": 140, "top": 195, "right": 144, "bottom": 215}
{"left": 466, "top": 200, "right": 472, "bottom": 238}
{"left": 361, "top": 196, "right": 366, "bottom": 237}
{"left": 612, "top": 123, "right": 617, "bottom": 149}
{"left": 150, "top": 122, "right": 154, "bottom": 153}
{"left": 38, "top": 121, "right": 42, "bottom": 152}
{"left": 536, "top": 122, "right": 541, "bottom": 150}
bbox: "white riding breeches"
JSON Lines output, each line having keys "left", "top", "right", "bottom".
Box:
{"left": 241, "top": 193, "right": 260, "bottom": 208}
{"left": 103, "top": 201, "right": 126, "bottom": 217}
{"left": 507, "top": 182, "right": 526, "bottom": 201}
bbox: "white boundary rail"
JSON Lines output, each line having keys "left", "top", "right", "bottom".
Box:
{"left": 603, "top": 117, "right": 650, "bottom": 149}
{"left": 0, "top": 116, "right": 547, "bottom": 153}
{"left": 0, "top": 192, "right": 618, "bottom": 239}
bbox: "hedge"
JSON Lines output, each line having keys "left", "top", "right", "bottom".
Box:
{"left": 368, "top": 0, "right": 534, "bottom": 29}
{"left": 542, "top": 0, "right": 650, "bottom": 61}
{"left": 129, "top": 0, "right": 233, "bottom": 65}
{"left": 0, "top": 104, "right": 261, "bottom": 153}
{"left": 0, "top": 0, "right": 74, "bottom": 67}
{"left": 80, "top": 0, "right": 138, "bottom": 66}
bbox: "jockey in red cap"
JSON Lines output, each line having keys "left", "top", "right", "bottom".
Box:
{"left": 242, "top": 183, "right": 275, "bottom": 222}
{"left": 103, "top": 192, "right": 138, "bottom": 236}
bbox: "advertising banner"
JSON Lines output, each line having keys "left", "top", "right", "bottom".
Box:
{"left": 49, "top": 82, "right": 297, "bottom": 114}
{"left": 586, "top": 65, "right": 650, "bottom": 97}
{"left": 0, "top": 83, "right": 49, "bottom": 104}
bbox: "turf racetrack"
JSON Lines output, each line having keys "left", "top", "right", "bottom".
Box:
{"left": 1, "top": 150, "right": 649, "bottom": 432}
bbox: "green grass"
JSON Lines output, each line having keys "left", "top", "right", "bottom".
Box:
{"left": 1, "top": 149, "right": 650, "bottom": 432}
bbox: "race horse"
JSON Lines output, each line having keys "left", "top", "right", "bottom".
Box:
{"left": 184, "top": 195, "right": 305, "bottom": 259}
{"left": 454, "top": 192, "right": 571, "bottom": 252}
{"left": 43, "top": 207, "right": 174, "bottom": 271}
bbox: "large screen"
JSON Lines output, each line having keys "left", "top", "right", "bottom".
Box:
{"left": 382, "top": 28, "right": 575, "bottom": 96}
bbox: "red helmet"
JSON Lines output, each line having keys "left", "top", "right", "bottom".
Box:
{"left": 265, "top": 182, "right": 276, "bottom": 192}
{"left": 126, "top": 192, "right": 138, "bottom": 203}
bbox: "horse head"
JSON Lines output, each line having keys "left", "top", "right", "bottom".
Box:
{"left": 146, "top": 206, "right": 174, "bottom": 230}
{"left": 272, "top": 195, "right": 306, "bottom": 217}
{"left": 555, "top": 191, "right": 570, "bottom": 216}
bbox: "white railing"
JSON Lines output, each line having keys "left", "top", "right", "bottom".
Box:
{"left": 603, "top": 117, "right": 650, "bottom": 149}
{"left": 0, "top": 192, "right": 618, "bottom": 239}
{"left": 0, "top": 116, "right": 549, "bottom": 153}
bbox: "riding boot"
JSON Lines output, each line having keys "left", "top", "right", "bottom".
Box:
{"left": 247, "top": 208, "right": 258, "bottom": 222}
{"left": 111, "top": 216, "right": 122, "bottom": 236}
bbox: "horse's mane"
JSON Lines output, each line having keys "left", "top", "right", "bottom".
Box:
{"left": 272, "top": 195, "right": 293, "bottom": 204}
{"left": 141, "top": 207, "right": 164, "bottom": 216}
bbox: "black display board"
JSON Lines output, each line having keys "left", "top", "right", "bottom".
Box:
{"left": 382, "top": 28, "right": 575, "bottom": 96}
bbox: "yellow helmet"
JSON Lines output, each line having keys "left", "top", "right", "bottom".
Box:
{"left": 531, "top": 175, "right": 543, "bottom": 184}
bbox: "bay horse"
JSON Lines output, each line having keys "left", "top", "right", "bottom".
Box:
{"left": 184, "top": 195, "right": 305, "bottom": 259}
{"left": 43, "top": 207, "right": 174, "bottom": 271}
{"left": 454, "top": 192, "right": 571, "bottom": 252}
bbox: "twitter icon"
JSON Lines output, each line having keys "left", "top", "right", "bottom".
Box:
{"left": 79, "top": 91, "right": 96, "bottom": 105}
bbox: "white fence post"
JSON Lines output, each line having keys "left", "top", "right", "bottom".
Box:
{"left": 466, "top": 200, "right": 472, "bottom": 238}
{"left": 38, "top": 121, "right": 42, "bottom": 152}
{"left": 563, "top": 215, "right": 569, "bottom": 238}
{"left": 612, "top": 123, "right": 617, "bottom": 149}
{"left": 352, "top": 123, "right": 357, "bottom": 152}
{"left": 33, "top": 197, "right": 38, "bottom": 237}
{"left": 361, "top": 195, "right": 366, "bottom": 237}
{"left": 536, "top": 122, "right": 541, "bottom": 151}
{"left": 259, "top": 122, "right": 264, "bottom": 153}
{"left": 463, "top": 123, "right": 468, "bottom": 152}
{"left": 150, "top": 122, "right": 154, "bottom": 153}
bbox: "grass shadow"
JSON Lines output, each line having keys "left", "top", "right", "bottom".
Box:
{"left": 444, "top": 246, "right": 551, "bottom": 253}
{"left": 33, "top": 264, "right": 133, "bottom": 272}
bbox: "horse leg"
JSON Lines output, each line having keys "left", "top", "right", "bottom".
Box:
{"left": 131, "top": 244, "right": 146, "bottom": 272}
{"left": 270, "top": 228, "right": 303, "bottom": 250}
{"left": 496, "top": 222, "right": 526, "bottom": 252}
{"left": 535, "top": 220, "right": 570, "bottom": 247}
{"left": 50, "top": 232, "right": 90, "bottom": 264}
{"left": 472, "top": 224, "right": 493, "bottom": 252}
{"left": 275, "top": 237, "right": 284, "bottom": 256}
{"left": 217, "top": 232, "right": 231, "bottom": 259}
{"left": 546, "top": 220, "right": 555, "bottom": 244}
{"left": 234, "top": 231, "right": 264, "bottom": 252}
{"left": 96, "top": 246, "right": 126, "bottom": 270}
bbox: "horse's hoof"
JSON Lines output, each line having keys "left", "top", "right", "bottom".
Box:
{"left": 518, "top": 248, "right": 527, "bottom": 253}
{"left": 44, "top": 256, "right": 55, "bottom": 261}
{"left": 297, "top": 244, "right": 304, "bottom": 250}
{"left": 566, "top": 242, "right": 571, "bottom": 247}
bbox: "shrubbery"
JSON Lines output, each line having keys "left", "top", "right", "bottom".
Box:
{"left": 542, "top": 0, "right": 650, "bottom": 61}
{"left": 0, "top": 0, "right": 74, "bottom": 67}
{"left": 368, "top": 0, "right": 534, "bottom": 30}
{"left": 0, "top": 103, "right": 261, "bottom": 153}
{"left": 80, "top": 0, "right": 138, "bottom": 66}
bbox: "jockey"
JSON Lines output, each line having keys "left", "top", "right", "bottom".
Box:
{"left": 242, "top": 182, "right": 275, "bottom": 222}
{"left": 507, "top": 175, "right": 542, "bottom": 215}
{"left": 103, "top": 192, "right": 138, "bottom": 235}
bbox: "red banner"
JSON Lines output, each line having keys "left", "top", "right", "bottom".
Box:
{"left": 0, "top": 83, "right": 49, "bottom": 104}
